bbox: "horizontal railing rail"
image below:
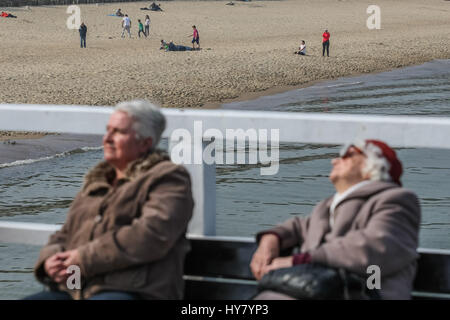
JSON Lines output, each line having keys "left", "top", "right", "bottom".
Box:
{"left": 2, "top": 104, "right": 450, "bottom": 148}
{"left": 1, "top": 104, "right": 450, "bottom": 237}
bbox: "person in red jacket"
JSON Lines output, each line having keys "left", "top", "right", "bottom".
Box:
{"left": 322, "top": 29, "right": 330, "bottom": 57}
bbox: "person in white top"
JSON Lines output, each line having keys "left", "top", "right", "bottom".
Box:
{"left": 144, "top": 15, "right": 151, "bottom": 37}
{"left": 294, "top": 40, "right": 306, "bottom": 55}
{"left": 121, "top": 14, "right": 132, "bottom": 38}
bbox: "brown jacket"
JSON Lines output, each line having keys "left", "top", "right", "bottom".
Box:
{"left": 258, "top": 181, "right": 421, "bottom": 299}
{"left": 34, "top": 150, "right": 194, "bottom": 300}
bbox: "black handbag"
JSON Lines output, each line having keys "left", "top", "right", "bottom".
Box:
{"left": 258, "top": 263, "right": 380, "bottom": 300}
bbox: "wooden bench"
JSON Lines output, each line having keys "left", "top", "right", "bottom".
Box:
{"left": 184, "top": 236, "right": 450, "bottom": 300}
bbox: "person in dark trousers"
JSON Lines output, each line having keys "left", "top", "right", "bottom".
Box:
{"left": 322, "top": 29, "right": 330, "bottom": 57}
{"left": 138, "top": 19, "right": 146, "bottom": 38}
{"left": 189, "top": 25, "right": 200, "bottom": 50}
{"left": 144, "top": 15, "right": 150, "bottom": 37}
{"left": 79, "top": 22, "right": 87, "bottom": 48}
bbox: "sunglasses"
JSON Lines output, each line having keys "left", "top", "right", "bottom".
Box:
{"left": 339, "top": 145, "right": 364, "bottom": 159}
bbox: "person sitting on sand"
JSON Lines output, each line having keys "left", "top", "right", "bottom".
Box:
{"left": 294, "top": 40, "right": 306, "bottom": 55}
{"left": 115, "top": 9, "right": 124, "bottom": 17}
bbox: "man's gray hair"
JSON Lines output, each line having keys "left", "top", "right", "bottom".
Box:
{"left": 115, "top": 100, "right": 166, "bottom": 149}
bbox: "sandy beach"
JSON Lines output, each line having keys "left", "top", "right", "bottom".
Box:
{"left": 0, "top": 0, "right": 449, "bottom": 134}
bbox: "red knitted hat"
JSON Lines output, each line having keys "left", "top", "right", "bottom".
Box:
{"left": 365, "top": 140, "right": 403, "bottom": 186}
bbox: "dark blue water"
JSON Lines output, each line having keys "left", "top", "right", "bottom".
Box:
{"left": 1, "top": 59, "right": 449, "bottom": 299}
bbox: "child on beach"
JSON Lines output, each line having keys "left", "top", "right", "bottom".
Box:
{"left": 189, "top": 25, "right": 200, "bottom": 50}
{"left": 138, "top": 19, "right": 146, "bottom": 38}
{"left": 294, "top": 40, "right": 306, "bottom": 55}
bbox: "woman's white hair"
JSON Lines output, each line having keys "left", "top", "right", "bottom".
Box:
{"left": 343, "top": 140, "right": 392, "bottom": 183}
{"left": 115, "top": 100, "right": 166, "bottom": 150}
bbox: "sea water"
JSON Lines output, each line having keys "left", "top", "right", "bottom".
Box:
{"left": 0, "top": 59, "right": 449, "bottom": 299}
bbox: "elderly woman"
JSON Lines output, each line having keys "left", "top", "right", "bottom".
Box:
{"left": 251, "top": 140, "right": 421, "bottom": 300}
{"left": 25, "top": 100, "right": 194, "bottom": 300}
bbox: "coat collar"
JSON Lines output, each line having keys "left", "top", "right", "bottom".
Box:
{"left": 82, "top": 149, "right": 170, "bottom": 195}
{"left": 321, "top": 180, "right": 401, "bottom": 214}
{"left": 338, "top": 180, "right": 400, "bottom": 202}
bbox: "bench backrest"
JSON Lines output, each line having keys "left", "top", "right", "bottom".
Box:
{"left": 184, "top": 238, "right": 450, "bottom": 300}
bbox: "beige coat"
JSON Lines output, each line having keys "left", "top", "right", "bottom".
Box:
{"left": 34, "top": 150, "right": 194, "bottom": 300}
{"left": 258, "top": 181, "right": 421, "bottom": 299}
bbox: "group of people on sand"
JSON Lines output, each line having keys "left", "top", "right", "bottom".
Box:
{"left": 294, "top": 29, "right": 331, "bottom": 57}
{"left": 77, "top": 14, "right": 199, "bottom": 50}
{"left": 22, "top": 98, "right": 422, "bottom": 300}
{"left": 120, "top": 14, "right": 151, "bottom": 39}
{"left": 160, "top": 26, "right": 200, "bottom": 52}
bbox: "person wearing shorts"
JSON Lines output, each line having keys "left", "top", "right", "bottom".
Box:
{"left": 190, "top": 25, "right": 200, "bottom": 50}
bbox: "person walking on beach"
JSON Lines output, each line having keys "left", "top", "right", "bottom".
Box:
{"left": 23, "top": 100, "right": 194, "bottom": 300}
{"left": 322, "top": 29, "right": 330, "bottom": 57}
{"left": 121, "top": 14, "right": 132, "bottom": 38}
{"left": 189, "top": 25, "right": 200, "bottom": 50}
{"left": 251, "top": 139, "right": 421, "bottom": 299}
{"left": 138, "top": 19, "right": 146, "bottom": 38}
{"left": 144, "top": 15, "right": 151, "bottom": 37}
{"left": 79, "top": 22, "right": 87, "bottom": 48}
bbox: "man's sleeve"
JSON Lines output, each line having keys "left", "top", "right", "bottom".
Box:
{"left": 310, "top": 190, "right": 421, "bottom": 276}
{"left": 77, "top": 166, "right": 194, "bottom": 278}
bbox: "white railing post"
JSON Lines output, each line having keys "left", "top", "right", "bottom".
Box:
{"left": 169, "top": 138, "right": 216, "bottom": 236}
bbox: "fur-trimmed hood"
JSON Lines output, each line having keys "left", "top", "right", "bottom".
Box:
{"left": 82, "top": 149, "right": 170, "bottom": 193}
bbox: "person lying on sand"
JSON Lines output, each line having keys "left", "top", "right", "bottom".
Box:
{"left": 161, "top": 40, "right": 192, "bottom": 52}
{"left": 1, "top": 11, "right": 17, "bottom": 18}
{"left": 142, "top": 3, "right": 163, "bottom": 11}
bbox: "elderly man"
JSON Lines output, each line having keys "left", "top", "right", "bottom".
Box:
{"left": 251, "top": 140, "right": 421, "bottom": 300}
{"left": 25, "top": 100, "right": 194, "bottom": 300}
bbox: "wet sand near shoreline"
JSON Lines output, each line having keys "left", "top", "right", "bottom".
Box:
{"left": 0, "top": 134, "right": 102, "bottom": 165}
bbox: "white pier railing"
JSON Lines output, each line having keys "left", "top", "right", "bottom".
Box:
{"left": 1, "top": 104, "right": 450, "bottom": 243}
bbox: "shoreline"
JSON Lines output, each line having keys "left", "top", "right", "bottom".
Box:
{"left": 1, "top": 0, "right": 449, "bottom": 138}
{"left": 1, "top": 57, "right": 449, "bottom": 141}
{"left": 202, "top": 57, "right": 440, "bottom": 109}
